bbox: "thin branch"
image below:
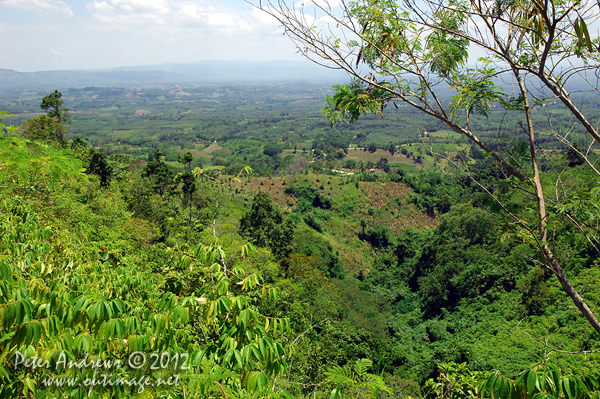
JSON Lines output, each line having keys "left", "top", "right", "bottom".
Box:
{"left": 515, "top": 318, "right": 600, "bottom": 355}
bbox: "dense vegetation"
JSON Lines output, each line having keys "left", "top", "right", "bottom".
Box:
{"left": 1, "top": 81, "right": 600, "bottom": 398}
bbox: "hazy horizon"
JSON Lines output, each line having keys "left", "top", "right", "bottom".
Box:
{"left": 0, "top": 59, "right": 350, "bottom": 89}
{"left": 0, "top": 59, "right": 334, "bottom": 74}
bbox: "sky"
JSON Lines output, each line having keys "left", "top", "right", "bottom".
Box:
{"left": 0, "top": 0, "right": 312, "bottom": 72}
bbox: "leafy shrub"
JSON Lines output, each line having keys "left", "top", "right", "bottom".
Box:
{"left": 312, "top": 193, "right": 332, "bottom": 209}
{"left": 404, "top": 171, "right": 461, "bottom": 216}
{"left": 363, "top": 226, "right": 394, "bottom": 249}
{"left": 304, "top": 212, "right": 323, "bottom": 233}
{"left": 338, "top": 201, "right": 355, "bottom": 215}
{"left": 293, "top": 228, "right": 345, "bottom": 278}
{"left": 286, "top": 184, "right": 317, "bottom": 202}
{"left": 264, "top": 142, "right": 283, "bottom": 157}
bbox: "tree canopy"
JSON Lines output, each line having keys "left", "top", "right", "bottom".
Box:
{"left": 16, "top": 114, "right": 68, "bottom": 148}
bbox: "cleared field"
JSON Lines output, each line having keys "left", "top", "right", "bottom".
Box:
{"left": 346, "top": 148, "right": 423, "bottom": 165}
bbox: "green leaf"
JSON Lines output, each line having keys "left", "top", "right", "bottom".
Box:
{"left": 527, "top": 370, "right": 540, "bottom": 395}
{"left": 330, "top": 383, "right": 342, "bottom": 399}
{"left": 281, "top": 390, "right": 296, "bottom": 399}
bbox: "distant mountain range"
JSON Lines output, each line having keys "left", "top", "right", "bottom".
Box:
{"left": 0, "top": 60, "right": 350, "bottom": 90}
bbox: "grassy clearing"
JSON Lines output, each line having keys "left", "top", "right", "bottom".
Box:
{"left": 346, "top": 148, "right": 417, "bottom": 164}
{"left": 203, "top": 143, "right": 223, "bottom": 154}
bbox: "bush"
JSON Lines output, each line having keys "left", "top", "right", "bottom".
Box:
{"left": 304, "top": 212, "right": 323, "bottom": 233}
{"left": 363, "top": 226, "right": 393, "bottom": 249}
{"left": 312, "top": 193, "right": 332, "bottom": 210}
{"left": 292, "top": 228, "right": 345, "bottom": 278}
{"left": 263, "top": 142, "right": 283, "bottom": 157}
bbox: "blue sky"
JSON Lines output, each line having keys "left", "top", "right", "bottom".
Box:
{"left": 0, "top": 0, "right": 307, "bottom": 71}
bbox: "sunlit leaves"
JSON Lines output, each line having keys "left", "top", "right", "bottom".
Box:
{"left": 322, "top": 81, "right": 389, "bottom": 126}
{"left": 425, "top": 362, "right": 488, "bottom": 399}
{"left": 324, "top": 358, "right": 392, "bottom": 398}
{"left": 0, "top": 135, "right": 86, "bottom": 191}
{"left": 479, "top": 363, "right": 600, "bottom": 399}
{"left": 574, "top": 17, "right": 593, "bottom": 56}
{"left": 555, "top": 187, "right": 600, "bottom": 224}
{"left": 0, "top": 111, "right": 16, "bottom": 139}
{"left": 449, "top": 69, "right": 505, "bottom": 123}
{"left": 426, "top": 1, "right": 470, "bottom": 76}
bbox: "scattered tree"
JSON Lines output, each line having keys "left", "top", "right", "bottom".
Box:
{"left": 378, "top": 158, "right": 390, "bottom": 172}
{"left": 264, "top": 142, "right": 283, "bottom": 157}
{"left": 387, "top": 143, "right": 396, "bottom": 155}
{"left": 239, "top": 191, "right": 295, "bottom": 258}
{"left": 87, "top": 148, "right": 112, "bottom": 188}
{"left": 143, "top": 149, "right": 174, "bottom": 195}
{"left": 178, "top": 151, "right": 193, "bottom": 171}
{"left": 40, "top": 90, "right": 71, "bottom": 125}
{"left": 178, "top": 151, "right": 196, "bottom": 241}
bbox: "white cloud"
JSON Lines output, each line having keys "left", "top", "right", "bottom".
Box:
{"left": 175, "top": 4, "right": 237, "bottom": 28}
{"left": 294, "top": 0, "right": 343, "bottom": 9}
{"left": 86, "top": 0, "right": 171, "bottom": 26}
{"left": 0, "top": 0, "right": 74, "bottom": 18}
{"left": 84, "top": 0, "right": 286, "bottom": 36}
{"left": 50, "top": 49, "right": 60, "bottom": 55}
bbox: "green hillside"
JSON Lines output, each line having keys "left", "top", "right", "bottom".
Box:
{"left": 1, "top": 84, "right": 600, "bottom": 398}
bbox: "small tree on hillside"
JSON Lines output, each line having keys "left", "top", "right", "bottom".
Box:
{"left": 178, "top": 151, "right": 196, "bottom": 242}
{"left": 87, "top": 148, "right": 112, "bottom": 188}
{"left": 387, "top": 143, "right": 396, "bottom": 156}
{"left": 239, "top": 191, "right": 295, "bottom": 259}
{"left": 41, "top": 90, "right": 71, "bottom": 125}
{"left": 565, "top": 142, "right": 586, "bottom": 167}
{"left": 143, "top": 149, "right": 174, "bottom": 196}
{"left": 264, "top": 142, "right": 283, "bottom": 157}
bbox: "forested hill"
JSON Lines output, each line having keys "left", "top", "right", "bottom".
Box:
{"left": 1, "top": 84, "right": 600, "bottom": 398}
{"left": 0, "top": 60, "right": 348, "bottom": 90}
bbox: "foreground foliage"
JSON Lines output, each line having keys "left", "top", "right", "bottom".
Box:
{"left": 0, "top": 134, "right": 292, "bottom": 398}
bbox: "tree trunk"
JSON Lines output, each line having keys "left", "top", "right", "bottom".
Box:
{"left": 516, "top": 71, "right": 600, "bottom": 335}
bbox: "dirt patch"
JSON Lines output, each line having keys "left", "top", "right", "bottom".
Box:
{"left": 234, "top": 177, "right": 297, "bottom": 211}
{"left": 360, "top": 182, "right": 412, "bottom": 209}
{"left": 135, "top": 109, "right": 152, "bottom": 116}
{"left": 359, "top": 181, "right": 437, "bottom": 233}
